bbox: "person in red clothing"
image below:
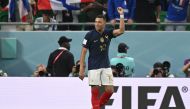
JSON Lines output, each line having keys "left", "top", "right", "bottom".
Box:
{"left": 79, "top": 7, "right": 125, "bottom": 109}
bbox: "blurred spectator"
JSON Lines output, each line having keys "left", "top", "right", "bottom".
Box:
{"left": 71, "top": 6, "right": 81, "bottom": 30}
{"left": 134, "top": 0, "right": 161, "bottom": 31}
{"left": 79, "top": 0, "right": 107, "bottom": 30}
{"left": 57, "top": 10, "right": 74, "bottom": 30}
{"left": 187, "top": 1, "right": 190, "bottom": 30}
{"left": 46, "top": 36, "right": 75, "bottom": 77}
{"left": 0, "top": 0, "right": 8, "bottom": 8}
{"left": 182, "top": 58, "right": 190, "bottom": 77}
{"left": 0, "top": 0, "right": 8, "bottom": 22}
{"left": 147, "top": 62, "right": 165, "bottom": 77}
{"left": 55, "top": 3, "right": 81, "bottom": 31}
{"left": 32, "top": 64, "right": 49, "bottom": 77}
{"left": 0, "top": 0, "right": 8, "bottom": 30}
{"left": 188, "top": 1, "right": 190, "bottom": 21}
{"left": 162, "top": 61, "right": 175, "bottom": 77}
{"left": 165, "top": 0, "right": 190, "bottom": 31}
{"left": 0, "top": 69, "right": 8, "bottom": 77}
{"left": 30, "top": 0, "right": 37, "bottom": 17}
{"left": 34, "top": 10, "right": 57, "bottom": 31}
{"left": 108, "top": 0, "right": 136, "bottom": 29}
{"left": 160, "top": 0, "right": 169, "bottom": 11}
{"left": 147, "top": 61, "right": 174, "bottom": 77}
{"left": 110, "top": 43, "right": 135, "bottom": 77}
{"left": 69, "top": 60, "right": 86, "bottom": 77}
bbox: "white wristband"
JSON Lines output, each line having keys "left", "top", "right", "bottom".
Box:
{"left": 120, "top": 15, "right": 124, "bottom": 19}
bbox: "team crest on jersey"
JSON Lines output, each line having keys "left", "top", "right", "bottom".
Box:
{"left": 105, "top": 35, "right": 108, "bottom": 39}
{"left": 100, "top": 37, "right": 104, "bottom": 43}
{"left": 100, "top": 44, "right": 106, "bottom": 51}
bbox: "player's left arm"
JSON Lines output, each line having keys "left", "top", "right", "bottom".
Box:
{"left": 113, "top": 7, "right": 125, "bottom": 37}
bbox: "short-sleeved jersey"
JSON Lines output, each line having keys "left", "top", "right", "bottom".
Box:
{"left": 166, "top": 0, "right": 189, "bottom": 21}
{"left": 83, "top": 29, "right": 116, "bottom": 70}
{"left": 110, "top": 53, "right": 135, "bottom": 76}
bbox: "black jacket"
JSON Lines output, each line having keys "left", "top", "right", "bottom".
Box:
{"left": 47, "top": 48, "right": 74, "bottom": 77}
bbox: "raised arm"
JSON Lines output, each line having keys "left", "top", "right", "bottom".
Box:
{"left": 79, "top": 47, "right": 87, "bottom": 80}
{"left": 113, "top": 7, "right": 125, "bottom": 37}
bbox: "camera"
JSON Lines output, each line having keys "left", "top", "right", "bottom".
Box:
{"left": 0, "top": 69, "right": 7, "bottom": 77}
{"left": 76, "top": 64, "right": 80, "bottom": 73}
{"left": 151, "top": 61, "right": 172, "bottom": 77}
{"left": 115, "top": 63, "right": 125, "bottom": 77}
{"left": 152, "top": 62, "right": 164, "bottom": 77}
{"left": 152, "top": 68, "right": 162, "bottom": 76}
{"left": 38, "top": 71, "right": 45, "bottom": 76}
{"left": 0, "top": 72, "right": 4, "bottom": 76}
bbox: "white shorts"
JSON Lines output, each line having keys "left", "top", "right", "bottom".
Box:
{"left": 88, "top": 68, "right": 114, "bottom": 86}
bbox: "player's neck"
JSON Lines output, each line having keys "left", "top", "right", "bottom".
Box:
{"left": 97, "top": 29, "right": 104, "bottom": 34}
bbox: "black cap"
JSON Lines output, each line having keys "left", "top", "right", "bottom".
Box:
{"left": 58, "top": 36, "right": 72, "bottom": 45}
{"left": 118, "top": 43, "right": 129, "bottom": 53}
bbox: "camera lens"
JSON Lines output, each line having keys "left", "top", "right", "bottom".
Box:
{"left": 38, "top": 71, "right": 44, "bottom": 76}
{"left": 153, "top": 69, "right": 159, "bottom": 75}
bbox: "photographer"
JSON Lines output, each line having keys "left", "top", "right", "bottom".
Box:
{"left": 111, "top": 63, "right": 125, "bottom": 77}
{"left": 148, "top": 62, "right": 164, "bottom": 77}
{"left": 110, "top": 43, "right": 135, "bottom": 77}
{"left": 32, "top": 64, "right": 49, "bottom": 77}
{"left": 147, "top": 61, "right": 174, "bottom": 78}
{"left": 162, "top": 61, "right": 175, "bottom": 77}
{"left": 182, "top": 59, "right": 190, "bottom": 77}
{"left": 70, "top": 60, "right": 86, "bottom": 77}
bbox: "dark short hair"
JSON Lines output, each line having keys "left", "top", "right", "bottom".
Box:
{"left": 96, "top": 15, "right": 106, "bottom": 21}
{"left": 153, "top": 62, "right": 164, "bottom": 69}
{"left": 58, "top": 36, "right": 72, "bottom": 46}
{"left": 118, "top": 43, "right": 129, "bottom": 53}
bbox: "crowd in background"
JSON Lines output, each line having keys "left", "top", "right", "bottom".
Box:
{"left": 0, "top": 0, "right": 190, "bottom": 31}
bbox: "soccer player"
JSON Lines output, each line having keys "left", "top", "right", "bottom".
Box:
{"left": 79, "top": 7, "right": 125, "bottom": 109}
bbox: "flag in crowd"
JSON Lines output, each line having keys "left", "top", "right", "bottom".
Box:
{"left": 67, "top": 0, "right": 95, "bottom": 4}
{"left": 37, "top": 0, "right": 95, "bottom": 10}
{"left": 18, "top": 0, "right": 30, "bottom": 22}
{"left": 8, "top": 0, "right": 30, "bottom": 22}
{"left": 9, "top": 0, "right": 16, "bottom": 22}
{"left": 6, "top": 0, "right": 95, "bottom": 22}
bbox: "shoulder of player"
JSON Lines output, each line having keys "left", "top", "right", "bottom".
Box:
{"left": 85, "top": 30, "right": 95, "bottom": 38}
{"left": 104, "top": 29, "right": 114, "bottom": 33}
{"left": 86, "top": 30, "right": 95, "bottom": 35}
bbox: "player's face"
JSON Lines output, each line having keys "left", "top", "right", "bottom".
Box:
{"left": 95, "top": 18, "right": 106, "bottom": 32}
